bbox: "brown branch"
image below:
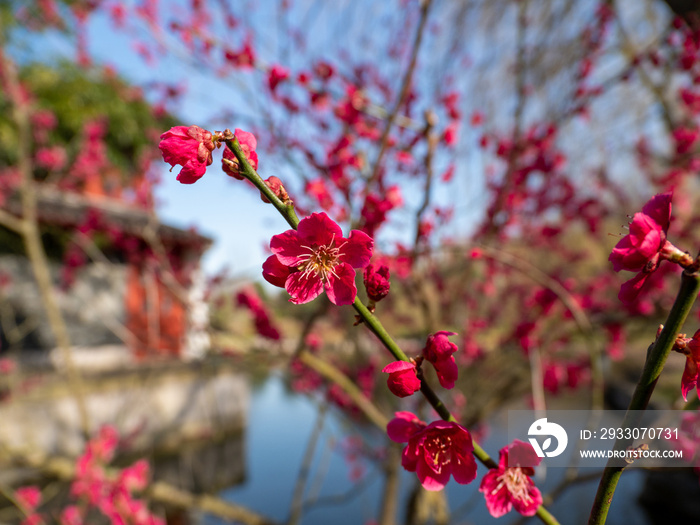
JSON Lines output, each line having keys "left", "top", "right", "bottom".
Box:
{"left": 661, "top": 0, "right": 700, "bottom": 31}
{"left": 0, "top": 44, "right": 91, "bottom": 437}
{"left": 475, "top": 243, "right": 604, "bottom": 410}
{"left": 288, "top": 403, "right": 327, "bottom": 525}
{"left": 482, "top": 0, "right": 529, "bottom": 238}
{"left": 5, "top": 446, "right": 277, "bottom": 525}
{"left": 365, "top": 0, "right": 434, "bottom": 189}
{"left": 297, "top": 350, "right": 389, "bottom": 430}
{"left": 0, "top": 208, "right": 24, "bottom": 234}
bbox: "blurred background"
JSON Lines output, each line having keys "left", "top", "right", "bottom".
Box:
{"left": 0, "top": 0, "right": 700, "bottom": 523}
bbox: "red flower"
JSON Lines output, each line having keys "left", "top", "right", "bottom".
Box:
{"left": 423, "top": 331, "right": 459, "bottom": 389}
{"left": 159, "top": 125, "right": 215, "bottom": 184}
{"left": 609, "top": 192, "right": 671, "bottom": 272}
{"left": 15, "top": 486, "right": 41, "bottom": 511}
{"left": 382, "top": 361, "right": 420, "bottom": 398}
{"left": 263, "top": 212, "right": 373, "bottom": 305}
{"left": 387, "top": 411, "right": 477, "bottom": 491}
{"left": 609, "top": 192, "right": 688, "bottom": 304}
{"left": 236, "top": 288, "right": 281, "bottom": 340}
{"left": 223, "top": 128, "right": 258, "bottom": 180}
{"left": 267, "top": 64, "right": 290, "bottom": 92}
{"left": 364, "top": 264, "right": 390, "bottom": 302}
{"left": 479, "top": 440, "right": 542, "bottom": 517}
{"left": 681, "top": 329, "right": 700, "bottom": 401}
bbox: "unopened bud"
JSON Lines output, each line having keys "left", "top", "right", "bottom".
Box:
{"left": 261, "top": 176, "right": 291, "bottom": 204}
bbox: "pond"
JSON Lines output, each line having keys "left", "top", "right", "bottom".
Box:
{"left": 206, "top": 373, "right": 655, "bottom": 525}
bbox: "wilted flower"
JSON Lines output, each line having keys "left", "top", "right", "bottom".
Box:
{"left": 387, "top": 411, "right": 477, "bottom": 491}
{"left": 263, "top": 212, "right": 373, "bottom": 305}
{"left": 159, "top": 125, "right": 216, "bottom": 184}
{"left": 222, "top": 128, "right": 258, "bottom": 179}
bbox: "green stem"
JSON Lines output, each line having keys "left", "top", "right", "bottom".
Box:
{"left": 588, "top": 269, "right": 700, "bottom": 525}
{"left": 222, "top": 134, "right": 560, "bottom": 525}
{"left": 225, "top": 137, "right": 299, "bottom": 229}
{"left": 352, "top": 298, "right": 409, "bottom": 361}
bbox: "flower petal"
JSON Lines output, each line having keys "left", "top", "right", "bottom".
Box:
{"left": 480, "top": 469, "right": 513, "bottom": 518}
{"left": 285, "top": 271, "right": 324, "bottom": 304}
{"left": 324, "top": 263, "right": 357, "bottom": 305}
{"left": 270, "top": 230, "right": 307, "bottom": 266}
{"left": 609, "top": 235, "right": 653, "bottom": 272}
{"left": 627, "top": 213, "right": 664, "bottom": 256}
{"left": 340, "top": 229, "right": 374, "bottom": 268}
{"left": 234, "top": 128, "right": 257, "bottom": 151}
{"left": 451, "top": 451, "right": 478, "bottom": 485}
{"left": 383, "top": 361, "right": 420, "bottom": 398}
{"left": 681, "top": 356, "right": 699, "bottom": 402}
{"left": 382, "top": 361, "right": 415, "bottom": 373}
{"left": 387, "top": 412, "right": 425, "bottom": 443}
{"left": 511, "top": 480, "right": 542, "bottom": 516}
{"left": 618, "top": 272, "right": 651, "bottom": 305}
{"left": 297, "top": 212, "right": 343, "bottom": 247}
{"left": 262, "top": 255, "right": 291, "bottom": 288}
{"left": 400, "top": 440, "right": 420, "bottom": 472}
{"left": 641, "top": 192, "right": 672, "bottom": 233}
{"left": 433, "top": 356, "right": 459, "bottom": 389}
{"left": 175, "top": 159, "right": 207, "bottom": 184}
{"left": 505, "top": 439, "right": 542, "bottom": 468}
{"left": 416, "top": 454, "right": 450, "bottom": 491}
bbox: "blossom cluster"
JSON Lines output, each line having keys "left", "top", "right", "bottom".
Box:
{"left": 159, "top": 126, "right": 257, "bottom": 184}
{"left": 263, "top": 212, "right": 373, "bottom": 305}
{"left": 159, "top": 119, "right": 699, "bottom": 521}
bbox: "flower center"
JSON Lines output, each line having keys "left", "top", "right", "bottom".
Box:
{"left": 492, "top": 467, "right": 531, "bottom": 503}
{"left": 425, "top": 434, "right": 452, "bottom": 471}
{"left": 298, "top": 239, "right": 342, "bottom": 283}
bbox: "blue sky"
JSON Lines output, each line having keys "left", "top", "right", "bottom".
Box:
{"left": 22, "top": 1, "right": 489, "bottom": 282}
{"left": 78, "top": 10, "right": 293, "bottom": 280}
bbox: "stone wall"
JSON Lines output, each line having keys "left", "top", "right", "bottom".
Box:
{"left": 0, "top": 255, "right": 126, "bottom": 350}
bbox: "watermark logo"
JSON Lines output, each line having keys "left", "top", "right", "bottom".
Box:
{"left": 528, "top": 418, "right": 568, "bottom": 458}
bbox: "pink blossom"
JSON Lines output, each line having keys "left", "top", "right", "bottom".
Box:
{"left": 118, "top": 459, "right": 149, "bottom": 491}
{"left": 382, "top": 361, "right": 420, "bottom": 398}
{"left": 261, "top": 176, "right": 288, "bottom": 204}
{"left": 20, "top": 515, "right": 42, "bottom": 525}
{"left": 681, "top": 329, "right": 700, "bottom": 401}
{"left": 237, "top": 288, "right": 281, "bottom": 340}
{"left": 313, "top": 60, "right": 335, "bottom": 80}
{"left": 159, "top": 125, "right": 215, "bottom": 184}
{"left": 59, "top": 505, "right": 83, "bottom": 525}
{"left": 0, "top": 357, "right": 16, "bottom": 374}
{"left": 267, "top": 64, "right": 290, "bottom": 92}
{"left": 15, "top": 486, "right": 41, "bottom": 511}
{"left": 479, "top": 440, "right": 542, "bottom": 517}
{"left": 422, "top": 331, "right": 459, "bottom": 389}
{"left": 363, "top": 264, "right": 390, "bottom": 302}
{"left": 263, "top": 213, "right": 373, "bottom": 305}
{"left": 31, "top": 109, "right": 57, "bottom": 131}
{"left": 224, "top": 39, "right": 256, "bottom": 69}
{"left": 444, "top": 121, "right": 459, "bottom": 146}
{"left": 222, "top": 128, "right": 258, "bottom": 180}
{"left": 387, "top": 411, "right": 477, "bottom": 491}
{"left": 35, "top": 146, "right": 67, "bottom": 171}
{"left": 306, "top": 178, "right": 335, "bottom": 210}
{"left": 609, "top": 192, "right": 687, "bottom": 304}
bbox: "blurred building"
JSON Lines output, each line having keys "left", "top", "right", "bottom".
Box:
{"left": 0, "top": 184, "right": 212, "bottom": 366}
